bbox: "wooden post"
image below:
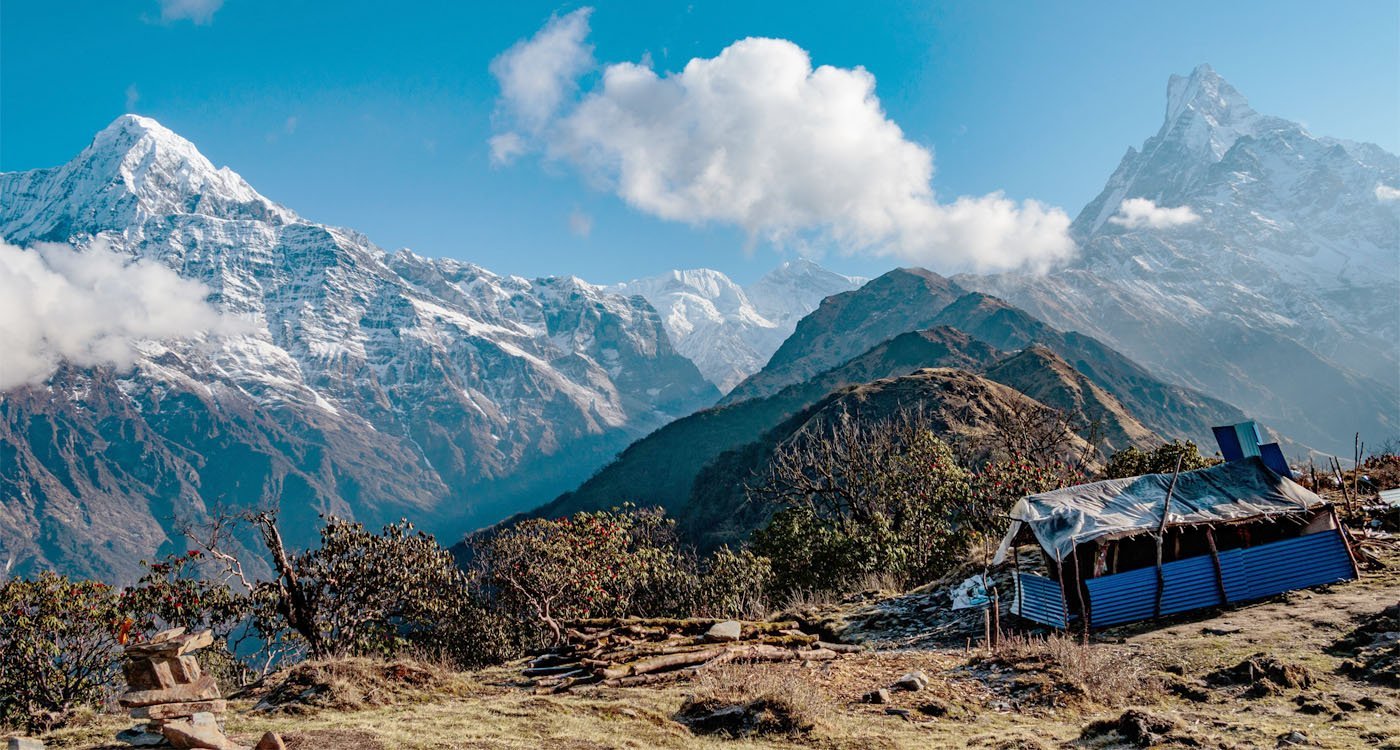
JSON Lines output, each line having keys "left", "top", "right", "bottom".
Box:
{"left": 1332, "top": 506, "right": 1362, "bottom": 579}
{"left": 1055, "top": 557, "right": 1071, "bottom": 631}
{"left": 1205, "top": 526, "right": 1227, "bottom": 604}
{"left": 1154, "top": 454, "right": 1185, "bottom": 619}
{"left": 1070, "top": 544, "right": 1090, "bottom": 633}
{"left": 991, "top": 596, "right": 1001, "bottom": 647}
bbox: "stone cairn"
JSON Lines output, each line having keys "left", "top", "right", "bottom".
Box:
{"left": 115, "top": 627, "right": 282, "bottom": 750}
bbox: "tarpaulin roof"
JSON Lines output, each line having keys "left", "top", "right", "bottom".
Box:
{"left": 994, "top": 457, "right": 1327, "bottom": 563}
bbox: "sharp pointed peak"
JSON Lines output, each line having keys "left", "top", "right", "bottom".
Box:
{"left": 1164, "top": 63, "right": 1256, "bottom": 129}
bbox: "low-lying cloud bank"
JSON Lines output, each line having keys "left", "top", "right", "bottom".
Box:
{"left": 0, "top": 239, "right": 231, "bottom": 391}
{"left": 489, "top": 9, "right": 1075, "bottom": 273}
{"left": 1109, "top": 198, "right": 1201, "bottom": 229}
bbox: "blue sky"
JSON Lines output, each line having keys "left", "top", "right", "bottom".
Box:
{"left": 2, "top": 0, "right": 1396, "bottom": 283}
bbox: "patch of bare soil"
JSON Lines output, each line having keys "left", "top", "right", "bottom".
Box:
{"left": 1331, "top": 602, "right": 1399, "bottom": 686}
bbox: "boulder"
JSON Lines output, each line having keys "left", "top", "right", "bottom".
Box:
{"left": 120, "top": 675, "right": 221, "bottom": 708}
{"left": 861, "top": 688, "right": 891, "bottom": 704}
{"left": 254, "top": 732, "right": 286, "bottom": 750}
{"left": 704, "top": 621, "right": 742, "bottom": 642}
{"left": 123, "top": 655, "right": 203, "bottom": 691}
{"left": 893, "top": 671, "right": 929, "bottom": 692}
{"left": 160, "top": 713, "right": 233, "bottom": 750}
{"left": 7, "top": 738, "right": 45, "bottom": 750}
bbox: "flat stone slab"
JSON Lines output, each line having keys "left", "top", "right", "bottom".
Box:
{"left": 126, "top": 630, "right": 214, "bottom": 658}
{"left": 131, "top": 699, "right": 228, "bottom": 720}
{"left": 120, "top": 675, "right": 221, "bottom": 708}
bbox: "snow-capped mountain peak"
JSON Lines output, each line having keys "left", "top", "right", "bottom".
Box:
{"left": 1163, "top": 63, "right": 1263, "bottom": 159}
{"left": 609, "top": 260, "right": 865, "bottom": 391}
{"left": 0, "top": 115, "right": 717, "bottom": 581}
{"left": 965, "top": 64, "right": 1399, "bottom": 457}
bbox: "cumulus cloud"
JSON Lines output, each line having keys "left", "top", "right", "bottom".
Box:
{"left": 0, "top": 239, "right": 232, "bottom": 391}
{"left": 156, "top": 0, "right": 223, "bottom": 25}
{"left": 490, "top": 8, "right": 593, "bottom": 135}
{"left": 568, "top": 208, "right": 594, "bottom": 238}
{"left": 489, "top": 12, "right": 1074, "bottom": 272}
{"left": 1108, "top": 198, "right": 1201, "bottom": 230}
{"left": 1376, "top": 184, "right": 1400, "bottom": 202}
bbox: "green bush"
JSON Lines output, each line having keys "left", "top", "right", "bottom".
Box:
{"left": 473, "top": 507, "right": 699, "bottom": 645}
{"left": 0, "top": 573, "right": 125, "bottom": 733}
{"left": 1103, "top": 440, "right": 1218, "bottom": 479}
{"left": 751, "top": 415, "right": 974, "bottom": 596}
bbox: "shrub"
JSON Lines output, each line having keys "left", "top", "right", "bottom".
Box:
{"left": 0, "top": 573, "right": 125, "bottom": 733}
{"left": 697, "top": 547, "right": 773, "bottom": 619}
{"left": 1103, "top": 440, "right": 1218, "bottom": 480}
{"left": 473, "top": 507, "right": 698, "bottom": 645}
{"left": 678, "top": 662, "right": 831, "bottom": 737}
{"left": 750, "top": 412, "right": 974, "bottom": 596}
{"left": 120, "top": 550, "right": 258, "bottom": 686}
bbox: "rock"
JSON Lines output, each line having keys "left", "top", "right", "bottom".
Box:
{"left": 1080, "top": 709, "right": 1181, "bottom": 747}
{"left": 704, "top": 621, "right": 742, "bottom": 642}
{"left": 893, "top": 670, "right": 929, "bottom": 692}
{"left": 160, "top": 713, "right": 234, "bottom": 750}
{"left": 7, "top": 738, "right": 45, "bottom": 750}
{"left": 131, "top": 699, "right": 228, "bottom": 720}
{"left": 123, "top": 655, "right": 204, "bottom": 690}
{"left": 126, "top": 630, "right": 215, "bottom": 658}
{"left": 1276, "top": 730, "right": 1311, "bottom": 747}
{"left": 862, "top": 688, "right": 891, "bottom": 704}
{"left": 120, "top": 675, "right": 221, "bottom": 708}
{"left": 917, "top": 698, "right": 959, "bottom": 718}
{"left": 149, "top": 627, "right": 188, "bottom": 644}
{"left": 253, "top": 732, "right": 286, "bottom": 750}
{"left": 114, "top": 725, "right": 167, "bottom": 747}
{"left": 883, "top": 708, "right": 912, "bottom": 720}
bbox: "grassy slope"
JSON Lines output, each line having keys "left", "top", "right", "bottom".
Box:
{"left": 41, "top": 548, "right": 1398, "bottom": 749}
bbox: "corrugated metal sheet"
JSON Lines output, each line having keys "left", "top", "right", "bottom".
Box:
{"left": 1014, "top": 572, "right": 1067, "bottom": 628}
{"left": 1082, "top": 529, "right": 1355, "bottom": 628}
{"left": 1380, "top": 488, "right": 1400, "bottom": 507}
{"left": 1236, "top": 530, "right": 1354, "bottom": 600}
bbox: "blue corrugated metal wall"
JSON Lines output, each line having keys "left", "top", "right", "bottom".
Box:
{"left": 1014, "top": 572, "right": 1067, "bottom": 628}
{"left": 1235, "top": 530, "right": 1355, "bottom": 600}
{"left": 1081, "top": 529, "right": 1354, "bottom": 628}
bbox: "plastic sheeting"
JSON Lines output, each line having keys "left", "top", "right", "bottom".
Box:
{"left": 994, "top": 457, "right": 1326, "bottom": 563}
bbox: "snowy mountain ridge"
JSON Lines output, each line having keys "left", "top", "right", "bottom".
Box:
{"left": 0, "top": 115, "right": 717, "bottom": 581}
{"left": 609, "top": 260, "right": 865, "bottom": 391}
{"left": 964, "top": 64, "right": 1399, "bottom": 455}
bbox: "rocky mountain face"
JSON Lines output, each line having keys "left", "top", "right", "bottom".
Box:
{"left": 721, "top": 268, "right": 1243, "bottom": 444}
{"left": 0, "top": 115, "right": 717, "bottom": 582}
{"left": 608, "top": 261, "right": 864, "bottom": 392}
{"left": 963, "top": 65, "right": 1400, "bottom": 455}
{"left": 535, "top": 316, "right": 1164, "bottom": 552}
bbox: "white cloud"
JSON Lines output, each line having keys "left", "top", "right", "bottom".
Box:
{"left": 489, "top": 132, "right": 527, "bottom": 165}
{"left": 1376, "top": 184, "right": 1400, "bottom": 202}
{"left": 0, "top": 239, "right": 232, "bottom": 391}
{"left": 157, "top": 0, "right": 223, "bottom": 25}
{"left": 1108, "top": 198, "right": 1201, "bottom": 230}
{"left": 490, "top": 8, "right": 594, "bottom": 132}
{"left": 284, "top": 116, "right": 298, "bottom": 135}
{"left": 490, "top": 15, "right": 1074, "bottom": 272}
{"left": 568, "top": 209, "right": 594, "bottom": 238}
{"left": 125, "top": 84, "right": 140, "bottom": 112}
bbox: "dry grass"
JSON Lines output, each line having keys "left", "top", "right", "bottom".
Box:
{"left": 243, "top": 656, "right": 479, "bottom": 715}
{"left": 987, "top": 632, "right": 1158, "bottom": 707}
{"left": 677, "top": 661, "right": 834, "bottom": 738}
